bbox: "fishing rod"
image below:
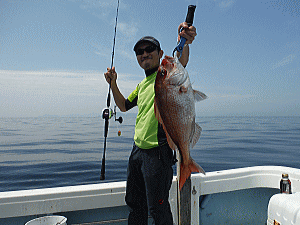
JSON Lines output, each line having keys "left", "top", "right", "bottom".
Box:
{"left": 100, "top": 0, "right": 122, "bottom": 181}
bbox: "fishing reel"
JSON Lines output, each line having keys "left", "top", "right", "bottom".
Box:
{"left": 102, "top": 106, "right": 123, "bottom": 138}
{"left": 102, "top": 106, "right": 123, "bottom": 124}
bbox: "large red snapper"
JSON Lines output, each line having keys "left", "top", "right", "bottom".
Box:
{"left": 154, "top": 55, "right": 207, "bottom": 191}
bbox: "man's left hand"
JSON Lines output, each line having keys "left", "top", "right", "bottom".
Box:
{"left": 177, "top": 22, "right": 197, "bottom": 45}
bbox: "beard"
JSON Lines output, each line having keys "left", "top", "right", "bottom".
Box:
{"left": 143, "top": 62, "right": 151, "bottom": 70}
{"left": 141, "top": 57, "right": 160, "bottom": 71}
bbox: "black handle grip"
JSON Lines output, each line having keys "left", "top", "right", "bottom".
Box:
{"left": 100, "top": 157, "right": 105, "bottom": 180}
{"left": 104, "top": 119, "right": 109, "bottom": 138}
{"left": 185, "top": 5, "right": 196, "bottom": 27}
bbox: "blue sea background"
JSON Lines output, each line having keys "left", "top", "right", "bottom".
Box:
{"left": 1, "top": 115, "right": 300, "bottom": 193}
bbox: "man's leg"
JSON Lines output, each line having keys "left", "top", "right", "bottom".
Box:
{"left": 125, "top": 145, "right": 148, "bottom": 225}
{"left": 142, "top": 145, "right": 174, "bottom": 225}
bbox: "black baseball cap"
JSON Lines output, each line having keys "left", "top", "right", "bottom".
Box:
{"left": 133, "top": 36, "right": 161, "bottom": 52}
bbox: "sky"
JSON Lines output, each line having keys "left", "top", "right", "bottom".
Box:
{"left": 1, "top": 0, "right": 299, "bottom": 117}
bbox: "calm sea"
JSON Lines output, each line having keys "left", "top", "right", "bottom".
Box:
{"left": 1, "top": 116, "right": 300, "bottom": 193}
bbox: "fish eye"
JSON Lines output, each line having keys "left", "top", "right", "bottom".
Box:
{"left": 161, "top": 69, "right": 166, "bottom": 76}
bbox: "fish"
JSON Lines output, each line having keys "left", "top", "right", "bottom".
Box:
{"left": 154, "top": 55, "right": 207, "bottom": 191}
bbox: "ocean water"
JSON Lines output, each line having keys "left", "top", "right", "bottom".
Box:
{"left": 1, "top": 116, "right": 300, "bottom": 193}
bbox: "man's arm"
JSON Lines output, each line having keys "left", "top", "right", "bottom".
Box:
{"left": 177, "top": 45, "right": 190, "bottom": 68}
{"left": 104, "top": 67, "right": 127, "bottom": 112}
{"left": 177, "top": 22, "right": 197, "bottom": 67}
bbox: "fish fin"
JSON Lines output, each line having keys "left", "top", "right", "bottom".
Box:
{"left": 154, "top": 100, "right": 163, "bottom": 124}
{"left": 193, "top": 90, "right": 207, "bottom": 102}
{"left": 154, "top": 99, "right": 178, "bottom": 150}
{"left": 165, "top": 129, "right": 178, "bottom": 151}
{"left": 191, "top": 123, "right": 202, "bottom": 149}
{"left": 179, "top": 158, "right": 205, "bottom": 191}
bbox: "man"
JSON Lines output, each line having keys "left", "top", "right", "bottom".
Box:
{"left": 104, "top": 22, "right": 197, "bottom": 225}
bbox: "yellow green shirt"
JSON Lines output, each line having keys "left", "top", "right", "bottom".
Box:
{"left": 126, "top": 71, "right": 166, "bottom": 149}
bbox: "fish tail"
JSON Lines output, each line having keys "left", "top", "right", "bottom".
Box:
{"left": 179, "top": 159, "right": 205, "bottom": 191}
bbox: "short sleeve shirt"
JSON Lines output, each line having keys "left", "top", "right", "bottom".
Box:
{"left": 125, "top": 71, "right": 166, "bottom": 149}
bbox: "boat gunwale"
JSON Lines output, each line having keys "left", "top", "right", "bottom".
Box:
{"left": 1, "top": 166, "right": 300, "bottom": 220}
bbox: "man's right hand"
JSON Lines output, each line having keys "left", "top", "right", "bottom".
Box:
{"left": 104, "top": 67, "right": 117, "bottom": 84}
{"left": 103, "top": 66, "right": 127, "bottom": 112}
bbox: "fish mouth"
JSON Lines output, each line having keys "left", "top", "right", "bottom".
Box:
{"left": 161, "top": 56, "right": 175, "bottom": 73}
{"left": 162, "top": 55, "right": 175, "bottom": 64}
{"left": 159, "top": 55, "right": 188, "bottom": 86}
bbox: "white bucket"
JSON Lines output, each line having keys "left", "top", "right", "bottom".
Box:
{"left": 25, "top": 215, "right": 67, "bottom": 225}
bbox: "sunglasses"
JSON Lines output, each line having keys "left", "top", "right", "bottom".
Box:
{"left": 135, "top": 45, "right": 157, "bottom": 55}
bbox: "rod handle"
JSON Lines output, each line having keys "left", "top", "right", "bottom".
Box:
{"left": 185, "top": 5, "right": 196, "bottom": 27}
{"left": 100, "top": 156, "right": 105, "bottom": 180}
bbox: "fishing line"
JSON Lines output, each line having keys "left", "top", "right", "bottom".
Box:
{"left": 107, "top": 0, "right": 120, "bottom": 108}
{"left": 100, "top": 0, "right": 121, "bottom": 180}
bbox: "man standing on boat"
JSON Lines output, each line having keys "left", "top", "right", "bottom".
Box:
{"left": 104, "top": 22, "right": 197, "bottom": 224}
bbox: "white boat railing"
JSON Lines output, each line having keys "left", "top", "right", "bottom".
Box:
{"left": 190, "top": 166, "right": 300, "bottom": 225}
{"left": 1, "top": 166, "right": 299, "bottom": 224}
{"left": 0, "top": 181, "right": 127, "bottom": 219}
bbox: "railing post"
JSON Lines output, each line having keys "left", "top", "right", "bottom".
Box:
{"left": 179, "top": 177, "right": 192, "bottom": 224}
{"left": 191, "top": 175, "right": 201, "bottom": 225}
{"left": 177, "top": 151, "right": 192, "bottom": 225}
